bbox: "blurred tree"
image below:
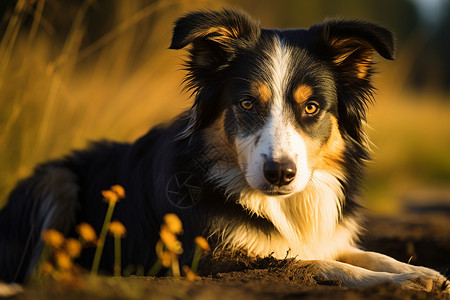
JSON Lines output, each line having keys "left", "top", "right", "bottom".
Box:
{"left": 228, "top": 0, "right": 450, "bottom": 93}
{"left": 229, "top": 0, "right": 419, "bottom": 45}
{"left": 410, "top": 1, "right": 450, "bottom": 92}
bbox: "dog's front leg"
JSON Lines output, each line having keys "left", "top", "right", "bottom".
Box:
{"left": 305, "top": 259, "right": 443, "bottom": 292}
{"left": 335, "top": 248, "right": 449, "bottom": 292}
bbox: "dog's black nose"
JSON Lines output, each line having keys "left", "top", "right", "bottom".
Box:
{"left": 263, "top": 160, "right": 297, "bottom": 186}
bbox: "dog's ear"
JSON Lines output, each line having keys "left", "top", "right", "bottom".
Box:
{"left": 310, "top": 19, "right": 394, "bottom": 82}
{"left": 170, "top": 9, "right": 261, "bottom": 135}
{"left": 310, "top": 19, "right": 395, "bottom": 142}
{"left": 170, "top": 9, "right": 260, "bottom": 73}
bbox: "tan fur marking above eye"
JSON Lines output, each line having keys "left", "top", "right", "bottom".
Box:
{"left": 317, "top": 116, "right": 345, "bottom": 173}
{"left": 294, "top": 84, "right": 313, "bottom": 104}
{"left": 255, "top": 83, "right": 271, "bottom": 103}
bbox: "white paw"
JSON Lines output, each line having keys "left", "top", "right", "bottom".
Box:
{"left": 404, "top": 265, "right": 450, "bottom": 293}
{"left": 393, "top": 272, "right": 450, "bottom": 293}
{"left": 0, "top": 282, "right": 23, "bottom": 297}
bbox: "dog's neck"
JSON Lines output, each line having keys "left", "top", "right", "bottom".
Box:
{"left": 208, "top": 168, "right": 359, "bottom": 260}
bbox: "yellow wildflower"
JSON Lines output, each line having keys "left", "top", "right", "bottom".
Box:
{"left": 164, "top": 214, "right": 183, "bottom": 235}
{"left": 160, "top": 225, "right": 183, "bottom": 254}
{"left": 195, "top": 236, "right": 211, "bottom": 253}
{"left": 65, "top": 238, "right": 82, "bottom": 258}
{"left": 41, "top": 262, "right": 54, "bottom": 275}
{"left": 42, "top": 229, "right": 65, "bottom": 248}
{"left": 76, "top": 223, "right": 97, "bottom": 243}
{"left": 102, "top": 190, "right": 119, "bottom": 203}
{"left": 182, "top": 265, "right": 199, "bottom": 281}
{"left": 111, "top": 185, "right": 126, "bottom": 199}
{"left": 55, "top": 251, "right": 72, "bottom": 270}
{"left": 160, "top": 225, "right": 177, "bottom": 245}
{"left": 108, "top": 220, "right": 126, "bottom": 237}
{"left": 160, "top": 252, "right": 175, "bottom": 268}
{"left": 102, "top": 185, "right": 126, "bottom": 203}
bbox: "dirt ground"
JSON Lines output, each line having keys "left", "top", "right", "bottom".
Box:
{"left": 3, "top": 208, "right": 450, "bottom": 300}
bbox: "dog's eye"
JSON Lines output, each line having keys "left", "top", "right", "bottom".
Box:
{"left": 240, "top": 99, "right": 254, "bottom": 110}
{"left": 305, "top": 102, "right": 319, "bottom": 115}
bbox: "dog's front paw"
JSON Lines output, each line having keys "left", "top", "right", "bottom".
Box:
{"left": 413, "top": 268, "right": 449, "bottom": 294}
{"left": 394, "top": 273, "right": 433, "bottom": 291}
{"left": 438, "top": 276, "right": 450, "bottom": 294}
{"left": 397, "top": 264, "right": 449, "bottom": 293}
{"left": 394, "top": 273, "right": 450, "bottom": 294}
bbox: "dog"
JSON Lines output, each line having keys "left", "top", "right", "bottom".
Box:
{"left": 0, "top": 9, "right": 448, "bottom": 292}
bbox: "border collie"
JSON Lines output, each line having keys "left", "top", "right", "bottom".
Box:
{"left": 0, "top": 9, "right": 448, "bottom": 292}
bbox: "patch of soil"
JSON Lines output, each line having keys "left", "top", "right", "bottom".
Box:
{"left": 4, "top": 212, "right": 450, "bottom": 300}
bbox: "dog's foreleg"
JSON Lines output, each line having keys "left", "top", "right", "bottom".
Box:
{"left": 304, "top": 259, "right": 439, "bottom": 292}
{"left": 336, "top": 248, "right": 449, "bottom": 293}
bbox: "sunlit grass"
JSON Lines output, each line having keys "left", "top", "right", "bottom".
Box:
{"left": 364, "top": 72, "right": 450, "bottom": 214}
{"left": 0, "top": 0, "right": 222, "bottom": 207}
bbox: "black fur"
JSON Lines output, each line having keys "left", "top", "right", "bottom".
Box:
{"left": 0, "top": 9, "right": 394, "bottom": 283}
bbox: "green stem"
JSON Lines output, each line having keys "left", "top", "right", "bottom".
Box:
{"left": 191, "top": 245, "right": 202, "bottom": 274}
{"left": 148, "top": 259, "right": 162, "bottom": 276}
{"left": 78, "top": 235, "right": 86, "bottom": 247}
{"left": 171, "top": 257, "right": 180, "bottom": 277}
{"left": 91, "top": 201, "right": 116, "bottom": 275}
{"left": 31, "top": 244, "right": 50, "bottom": 281}
{"left": 136, "top": 265, "right": 144, "bottom": 276}
{"left": 114, "top": 234, "right": 121, "bottom": 276}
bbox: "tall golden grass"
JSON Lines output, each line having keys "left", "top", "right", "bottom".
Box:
{"left": 0, "top": 0, "right": 222, "bottom": 205}
{"left": 1, "top": 1, "right": 449, "bottom": 214}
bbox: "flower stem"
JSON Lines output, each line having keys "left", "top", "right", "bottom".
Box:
{"left": 91, "top": 201, "right": 116, "bottom": 275}
{"left": 191, "top": 245, "right": 202, "bottom": 274}
{"left": 31, "top": 244, "right": 50, "bottom": 281}
{"left": 114, "top": 234, "right": 121, "bottom": 276}
{"left": 148, "top": 259, "right": 162, "bottom": 276}
{"left": 171, "top": 257, "right": 180, "bottom": 277}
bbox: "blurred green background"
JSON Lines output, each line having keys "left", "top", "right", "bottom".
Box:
{"left": 0, "top": 0, "right": 449, "bottom": 215}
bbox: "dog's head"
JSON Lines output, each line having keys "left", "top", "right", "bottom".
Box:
{"left": 170, "top": 9, "right": 394, "bottom": 197}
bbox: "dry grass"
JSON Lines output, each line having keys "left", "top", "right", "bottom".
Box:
{"left": 364, "top": 84, "right": 450, "bottom": 214}
{"left": 0, "top": 0, "right": 223, "bottom": 205}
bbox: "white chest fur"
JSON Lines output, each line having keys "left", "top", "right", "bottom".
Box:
{"left": 211, "top": 170, "right": 359, "bottom": 260}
